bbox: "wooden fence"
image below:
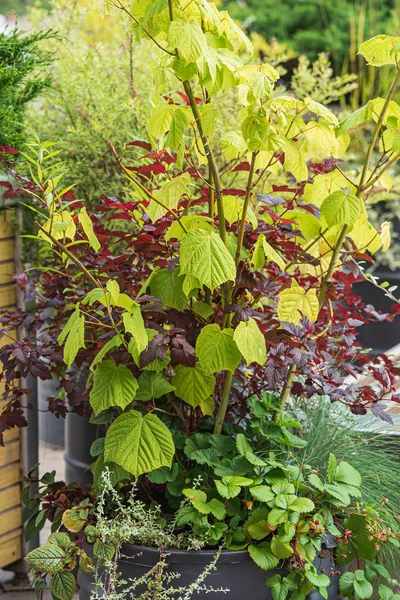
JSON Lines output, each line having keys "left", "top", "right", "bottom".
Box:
{"left": 0, "top": 208, "right": 23, "bottom": 568}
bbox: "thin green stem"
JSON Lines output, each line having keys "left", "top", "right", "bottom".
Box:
{"left": 362, "top": 152, "right": 400, "bottom": 191}
{"left": 108, "top": 142, "right": 187, "bottom": 233}
{"left": 182, "top": 79, "right": 227, "bottom": 245}
{"left": 318, "top": 224, "right": 349, "bottom": 308}
{"left": 357, "top": 68, "right": 400, "bottom": 195}
{"left": 214, "top": 371, "right": 233, "bottom": 435}
{"left": 35, "top": 222, "right": 103, "bottom": 289}
{"left": 276, "top": 364, "right": 296, "bottom": 418}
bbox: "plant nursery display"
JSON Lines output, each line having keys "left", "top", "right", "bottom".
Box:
{"left": 0, "top": 1, "right": 400, "bottom": 599}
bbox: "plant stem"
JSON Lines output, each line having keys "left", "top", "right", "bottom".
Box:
{"left": 234, "top": 152, "right": 257, "bottom": 267}
{"left": 35, "top": 222, "right": 102, "bottom": 289}
{"left": 362, "top": 151, "right": 400, "bottom": 191}
{"left": 214, "top": 371, "right": 233, "bottom": 434}
{"left": 182, "top": 79, "right": 227, "bottom": 246}
{"left": 357, "top": 68, "right": 400, "bottom": 194}
{"left": 318, "top": 223, "right": 349, "bottom": 307}
{"left": 277, "top": 364, "right": 297, "bottom": 417}
{"left": 108, "top": 142, "right": 187, "bottom": 233}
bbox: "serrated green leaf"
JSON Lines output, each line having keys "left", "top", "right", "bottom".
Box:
{"left": 89, "top": 360, "right": 138, "bottom": 415}
{"left": 50, "top": 572, "right": 76, "bottom": 600}
{"left": 168, "top": 18, "right": 207, "bottom": 62}
{"left": 277, "top": 285, "right": 319, "bottom": 325}
{"left": 358, "top": 35, "right": 400, "bottom": 66}
{"left": 321, "top": 190, "right": 361, "bottom": 230}
{"left": 196, "top": 324, "right": 242, "bottom": 373}
{"left": 336, "top": 104, "right": 371, "bottom": 136}
{"left": 305, "top": 568, "right": 331, "bottom": 588}
{"left": 327, "top": 453, "right": 337, "bottom": 483}
{"left": 58, "top": 307, "right": 85, "bottom": 368}
{"left": 288, "top": 497, "right": 315, "bottom": 513}
{"left": 250, "top": 485, "right": 275, "bottom": 503}
{"left": 26, "top": 544, "right": 65, "bottom": 575}
{"left": 233, "top": 318, "right": 266, "bottom": 366}
{"left": 334, "top": 461, "right": 362, "bottom": 487}
{"left": 150, "top": 268, "right": 188, "bottom": 310}
{"left": 248, "top": 542, "right": 280, "bottom": 570}
{"left": 247, "top": 520, "right": 270, "bottom": 540}
{"left": 147, "top": 103, "right": 174, "bottom": 138}
{"left": 78, "top": 207, "right": 100, "bottom": 252}
{"left": 90, "top": 334, "right": 123, "bottom": 370}
{"left": 271, "top": 536, "right": 293, "bottom": 559}
{"left": 104, "top": 410, "right": 175, "bottom": 478}
{"left": 215, "top": 476, "right": 253, "bottom": 499}
{"left": 135, "top": 371, "right": 175, "bottom": 401}
{"left": 180, "top": 229, "right": 236, "bottom": 291}
{"left": 354, "top": 578, "right": 373, "bottom": 599}
{"left": 171, "top": 364, "right": 215, "bottom": 408}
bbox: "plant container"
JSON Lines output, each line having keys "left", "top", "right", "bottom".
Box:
{"left": 78, "top": 544, "right": 345, "bottom": 600}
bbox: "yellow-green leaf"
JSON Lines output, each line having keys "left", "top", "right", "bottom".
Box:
{"left": 196, "top": 324, "right": 242, "bottom": 373}
{"left": 172, "top": 364, "right": 215, "bottom": 407}
{"left": 233, "top": 318, "right": 266, "bottom": 366}
{"left": 78, "top": 207, "right": 100, "bottom": 252}
{"left": 358, "top": 35, "right": 400, "bottom": 67}
{"left": 278, "top": 285, "right": 319, "bottom": 324}
{"left": 320, "top": 190, "right": 361, "bottom": 230}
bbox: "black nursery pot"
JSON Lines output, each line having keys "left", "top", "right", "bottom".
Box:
{"left": 78, "top": 544, "right": 345, "bottom": 600}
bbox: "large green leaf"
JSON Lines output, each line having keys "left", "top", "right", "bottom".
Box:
{"left": 171, "top": 364, "right": 215, "bottom": 407}
{"left": 135, "top": 371, "right": 175, "bottom": 401}
{"left": 58, "top": 307, "right": 85, "bottom": 368}
{"left": 89, "top": 360, "right": 138, "bottom": 415}
{"left": 168, "top": 18, "right": 207, "bottom": 62}
{"left": 25, "top": 544, "right": 66, "bottom": 575}
{"left": 166, "top": 108, "right": 189, "bottom": 150}
{"left": 233, "top": 318, "right": 266, "bottom": 366}
{"left": 336, "top": 514, "right": 379, "bottom": 565}
{"left": 358, "top": 35, "right": 400, "bottom": 67}
{"left": 277, "top": 285, "right": 319, "bottom": 325}
{"left": 248, "top": 542, "right": 280, "bottom": 570}
{"left": 180, "top": 229, "right": 236, "bottom": 291}
{"left": 321, "top": 190, "right": 361, "bottom": 230}
{"left": 334, "top": 461, "right": 362, "bottom": 487}
{"left": 78, "top": 207, "right": 100, "bottom": 252}
{"left": 150, "top": 268, "right": 188, "bottom": 310}
{"left": 336, "top": 104, "right": 371, "bottom": 136}
{"left": 50, "top": 572, "right": 76, "bottom": 600}
{"left": 196, "top": 324, "right": 242, "bottom": 373}
{"left": 104, "top": 410, "right": 175, "bottom": 478}
{"left": 122, "top": 306, "right": 148, "bottom": 354}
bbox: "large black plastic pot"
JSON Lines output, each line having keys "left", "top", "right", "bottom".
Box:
{"left": 354, "top": 271, "right": 400, "bottom": 355}
{"left": 38, "top": 376, "right": 65, "bottom": 448}
{"left": 78, "top": 544, "right": 345, "bottom": 600}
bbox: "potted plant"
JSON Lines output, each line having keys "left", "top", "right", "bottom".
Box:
{"left": 1, "top": 1, "right": 400, "bottom": 597}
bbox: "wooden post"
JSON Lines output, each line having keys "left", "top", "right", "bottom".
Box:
{"left": 0, "top": 208, "right": 23, "bottom": 568}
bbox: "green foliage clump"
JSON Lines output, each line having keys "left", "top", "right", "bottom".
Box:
{"left": 26, "top": 0, "right": 156, "bottom": 204}
{"left": 223, "top": 0, "right": 397, "bottom": 70}
{"left": 0, "top": 27, "right": 54, "bottom": 149}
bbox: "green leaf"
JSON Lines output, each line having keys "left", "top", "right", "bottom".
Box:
{"left": 122, "top": 306, "right": 148, "bottom": 354}
{"left": 236, "top": 433, "right": 267, "bottom": 466}
{"left": 223, "top": 195, "right": 257, "bottom": 229}
{"left": 288, "top": 498, "right": 315, "bottom": 513}
{"left": 171, "top": 364, "right": 215, "bottom": 407}
{"left": 233, "top": 318, "right": 266, "bottom": 366}
{"left": 277, "top": 285, "right": 319, "bottom": 325}
{"left": 135, "top": 371, "right": 175, "bottom": 401}
{"left": 150, "top": 268, "right": 187, "bottom": 310}
{"left": 327, "top": 453, "right": 337, "bottom": 483}
{"left": 336, "top": 104, "right": 371, "bottom": 136}
{"left": 248, "top": 542, "right": 280, "bottom": 570}
{"left": 168, "top": 18, "right": 207, "bottom": 62}
{"left": 165, "top": 215, "right": 214, "bottom": 241}
{"left": 180, "top": 229, "right": 236, "bottom": 291}
{"left": 50, "top": 572, "right": 76, "bottom": 600}
{"left": 196, "top": 324, "right": 242, "bottom": 373}
{"left": 250, "top": 485, "right": 275, "bottom": 503}
{"left": 215, "top": 476, "right": 253, "bottom": 499}
{"left": 166, "top": 108, "right": 189, "bottom": 150}
{"left": 90, "top": 334, "right": 123, "bottom": 370}
{"left": 89, "top": 437, "right": 105, "bottom": 458}
{"left": 358, "top": 35, "right": 400, "bottom": 67}
{"left": 271, "top": 536, "right": 293, "bottom": 559}
{"left": 379, "top": 585, "right": 394, "bottom": 600}
{"left": 78, "top": 207, "right": 100, "bottom": 252}
{"left": 247, "top": 520, "right": 270, "bottom": 540}
{"left": 321, "top": 190, "right": 361, "bottom": 230}
{"left": 89, "top": 360, "right": 138, "bottom": 415}
{"left": 268, "top": 508, "right": 288, "bottom": 526}
{"left": 26, "top": 544, "right": 65, "bottom": 575}
{"left": 193, "top": 300, "right": 214, "bottom": 320}
{"left": 336, "top": 514, "right": 379, "bottom": 565}
{"left": 104, "top": 410, "right": 175, "bottom": 478}
{"left": 58, "top": 307, "right": 85, "bottom": 368}
{"left": 305, "top": 567, "right": 331, "bottom": 588}
{"left": 334, "top": 461, "right": 362, "bottom": 487}
{"left": 354, "top": 578, "right": 373, "bottom": 599}
{"left": 147, "top": 103, "right": 174, "bottom": 138}
{"left": 340, "top": 573, "right": 356, "bottom": 596}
